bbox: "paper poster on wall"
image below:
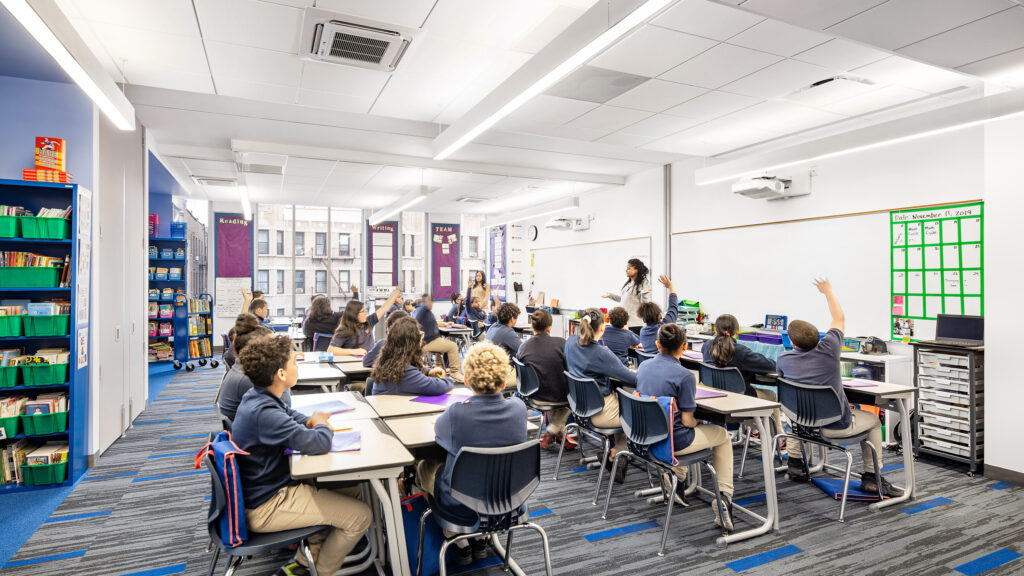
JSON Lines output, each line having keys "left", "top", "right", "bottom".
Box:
{"left": 215, "top": 277, "right": 251, "bottom": 318}
{"left": 77, "top": 327, "right": 88, "bottom": 369}
{"left": 367, "top": 221, "right": 398, "bottom": 287}
{"left": 75, "top": 187, "right": 92, "bottom": 327}
{"left": 430, "top": 223, "right": 460, "bottom": 300}
{"left": 488, "top": 225, "right": 507, "bottom": 300}
{"left": 215, "top": 213, "right": 253, "bottom": 278}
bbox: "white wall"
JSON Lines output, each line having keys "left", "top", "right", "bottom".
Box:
{"left": 983, "top": 115, "right": 1024, "bottom": 478}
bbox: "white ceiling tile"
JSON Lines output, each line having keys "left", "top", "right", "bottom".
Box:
{"left": 652, "top": 0, "right": 764, "bottom": 41}
{"left": 296, "top": 88, "right": 376, "bottom": 113}
{"left": 299, "top": 61, "right": 390, "bottom": 98}
{"left": 514, "top": 5, "right": 589, "bottom": 54}
{"left": 313, "top": 0, "right": 437, "bottom": 28}
{"left": 897, "top": 7, "right": 1024, "bottom": 69}
{"left": 617, "top": 114, "right": 702, "bottom": 139}
{"left": 792, "top": 39, "right": 889, "bottom": 71}
{"left": 606, "top": 79, "right": 707, "bottom": 112}
{"left": 825, "top": 0, "right": 1014, "bottom": 51}
{"left": 719, "top": 100, "right": 845, "bottom": 134}
{"left": 779, "top": 77, "right": 878, "bottom": 108}
{"left": 852, "top": 56, "right": 976, "bottom": 93}
{"left": 89, "top": 23, "right": 208, "bottom": 73}
{"left": 195, "top": 0, "right": 302, "bottom": 53}
{"left": 957, "top": 47, "right": 1024, "bottom": 86}
{"left": 559, "top": 106, "right": 653, "bottom": 141}
{"left": 822, "top": 85, "right": 930, "bottom": 116}
{"left": 728, "top": 19, "right": 831, "bottom": 57}
{"left": 736, "top": 0, "right": 888, "bottom": 30}
{"left": 663, "top": 89, "right": 760, "bottom": 119}
{"left": 183, "top": 159, "right": 237, "bottom": 178}
{"left": 495, "top": 94, "right": 598, "bottom": 132}
{"left": 325, "top": 164, "right": 382, "bottom": 188}
{"left": 591, "top": 25, "right": 716, "bottom": 77}
{"left": 720, "top": 59, "right": 836, "bottom": 98}
{"left": 207, "top": 42, "right": 302, "bottom": 85}
{"left": 285, "top": 157, "right": 337, "bottom": 178}
{"left": 73, "top": 0, "right": 199, "bottom": 35}
{"left": 423, "top": 0, "right": 560, "bottom": 51}
{"left": 596, "top": 132, "right": 657, "bottom": 148}
{"left": 215, "top": 77, "right": 299, "bottom": 104}
{"left": 643, "top": 118, "right": 782, "bottom": 156}
{"left": 126, "top": 66, "right": 215, "bottom": 94}
{"left": 659, "top": 43, "right": 782, "bottom": 89}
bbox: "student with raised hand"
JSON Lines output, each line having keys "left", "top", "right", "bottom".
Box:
{"left": 219, "top": 313, "right": 289, "bottom": 423}
{"left": 327, "top": 286, "right": 401, "bottom": 357}
{"left": 302, "top": 295, "right": 343, "bottom": 351}
{"left": 565, "top": 308, "right": 636, "bottom": 483}
{"left": 636, "top": 324, "right": 735, "bottom": 531}
{"left": 369, "top": 316, "right": 454, "bottom": 396}
{"left": 412, "top": 294, "right": 463, "bottom": 381}
{"left": 447, "top": 292, "right": 464, "bottom": 321}
{"left": 233, "top": 335, "right": 372, "bottom": 576}
{"left": 780, "top": 279, "right": 902, "bottom": 497}
{"left": 517, "top": 309, "right": 577, "bottom": 451}
{"left": 486, "top": 302, "right": 523, "bottom": 388}
{"left": 602, "top": 258, "right": 652, "bottom": 329}
{"left": 241, "top": 289, "right": 272, "bottom": 324}
{"left": 602, "top": 306, "right": 642, "bottom": 366}
{"left": 415, "top": 342, "right": 527, "bottom": 566}
{"left": 362, "top": 310, "right": 408, "bottom": 368}
{"left": 638, "top": 275, "right": 678, "bottom": 352}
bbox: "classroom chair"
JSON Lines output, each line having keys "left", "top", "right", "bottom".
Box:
{"left": 311, "top": 333, "right": 333, "bottom": 352}
{"left": 772, "top": 378, "right": 884, "bottom": 522}
{"left": 555, "top": 372, "right": 623, "bottom": 505}
{"left": 698, "top": 362, "right": 760, "bottom": 477}
{"left": 415, "top": 441, "right": 553, "bottom": 576}
{"left": 212, "top": 384, "right": 232, "bottom": 431}
{"left": 202, "top": 452, "right": 329, "bottom": 576}
{"left": 633, "top": 349, "right": 657, "bottom": 366}
{"left": 512, "top": 358, "right": 568, "bottom": 430}
{"left": 601, "top": 390, "right": 726, "bottom": 556}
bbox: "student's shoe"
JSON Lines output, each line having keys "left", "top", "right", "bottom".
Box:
{"left": 859, "top": 472, "right": 904, "bottom": 498}
{"left": 713, "top": 493, "right": 735, "bottom": 532}
{"left": 660, "top": 473, "right": 689, "bottom": 507}
{"left": 451, "top": 543, "right": 474, "bottom": 566}
{"left": 560, "top": 432, "right": 579, "bottom": 451}
{"left": 275, "top": 562, "right": 311, "bottom": 576}
{"left": 603, "top": 455, "right": 628, "bottom": 484}
{"left": 787, "top": 458, "right": 810, "bottom": 482}
{"left": 471, "top": 538, "right": 489, "bottom": 560}
{"left": 538, "top": 432, "right": 557, "bottom": 451}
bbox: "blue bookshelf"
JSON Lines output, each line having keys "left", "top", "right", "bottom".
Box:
{"left": 0, "top": 179, "right": 89, "bottom": 492}
{"left": 147, "top": 238, "right": 215, "bottom": 371}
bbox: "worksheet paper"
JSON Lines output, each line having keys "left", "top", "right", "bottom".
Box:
{"left": 909, "top": 271, "right": 923, "bottom": 294}
{"left": 926, "top": 296, "right": 942, "bottom": 317}
{"left": 908, "top": 296, "right": 923, "bottom": 317}
{"left": 907, "top": 222, "right": 922, "bottom": 245}
{"left": 440, "top": 267, "right": 452, "bottom": 287}
{"left": 909, "top": 247, "right": 923, "bottom": 267}
{"left": 893, "top": 272, "right": 906, "bottom": 293}
{"left": 893, "top": 248, "right": 906, "bottom": 268}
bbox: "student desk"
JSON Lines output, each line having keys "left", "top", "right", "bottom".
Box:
{"left": 296, "top": 362, "right": 346, "bottom": 393}
{"left": 513, "top": 324, "right": 534, "bottom": 336}
{"left": 290, "top": 391, "right": 379, "bottom": 422}
{"left": 384, "top": 413, "right": 539, "bottom": 450}
{"left": 439, "top": 324, "right": 473, "bottom": 350}
{"left": 332, "top": 358, "right": 372, "bottom": 379}
{"left": 285, "top": 327, "right": 306, "bottom": 350}
{"left": 365, "top": 389, "right": 473, "bottom": 419}
{"left": 290, "top": 418, "right": 415, "bottom": 576}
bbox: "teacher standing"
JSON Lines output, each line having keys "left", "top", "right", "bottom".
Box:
{"left": 466, "top": 270, "right": 491, "bottom": 309}
{"left": 602, "top": 258, "right": 652, "bottom": 329}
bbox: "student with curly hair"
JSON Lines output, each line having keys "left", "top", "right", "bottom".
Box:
{"left": 361, "top": 310, "right": 408, "bottom": 368}
{"left": 486, "top": 302, "right": 522, "bottom": 387}
{"left": 602, "top": 306, "right": 642, "bottom": 366}
{"left": 218, "top": 313, "right": 288, "bottom": 423}
{"left": 369, "top": 316, "right": 454, "bottom": 396}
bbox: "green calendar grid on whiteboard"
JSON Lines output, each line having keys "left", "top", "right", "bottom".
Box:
{"left": 890, "top": 202, "right": 983, "bottom": 341}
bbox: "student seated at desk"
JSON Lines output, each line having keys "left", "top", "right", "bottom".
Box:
{"left": 447, "top": 293, "right": 464, "bottom": 321}
{"left": 369, "top": 316, "right": 454, "bottom": 396}
{"left": 416, "top": 342, "right": 527, "bottom": 566}
{"left": 240, "top": 289, "right": 272, "bottom": 324}
{"left": 638, "top": 275, "right": 678, "bottom": 352}
{"left": 636, "top": 324, "right": 734, "bottom": 530}
{"left": 413, "top": 294, "right": 463, "bottom": 381}
{"left": 516, "top": 309, "right": 576, "bottom": 451}
{"left": 463, "top": 296, "right": 488, "bottom": 339}
{"left": 327, "top": 287, "right": 401, "bottom": 357}
{"left": 362, "top": 310, "right": 408, "bottom": 368}
{"left": 565, "top": 308, "right": 636, "bottom": 483}
{"left": 484, "top": 296, "right": 501, "bottom": 325}
{"left": 223, "top": 327, "right": 237, "bottom": 370}
{"left": 219, "top": 313, "right": 292, "bottom": 423}
{"left": 403, "top": 299, "right": 417, "bottom": 314}
{"left": 602, "top": 306, "right": 641, "bottom": 366}
{"left": 233, "top": 335, "right": 372, "bottom": 576}
{"left": 486, "top": 302, "right": 522, "bottom": 388}
{"left": 781, "top": 279, "right": 902, "bottom": 497}
{"left": 302, "top": 295, "right": 343, "bottom": 351}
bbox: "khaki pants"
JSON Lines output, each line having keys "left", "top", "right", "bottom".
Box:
{"left": 591, "top": 393, "right": 626, "bottom": 452}
{"left": 673, "top": 424, "right": 734, "bottom": 496}
{"left": 786, "top": 409, "right": 883, "bottom": 473}
{"left": 753, "top": 387, "right": 783, "bottom": 437}
{"left": 532, "top": 399, "right": 570, "bottom": 435}
{"left": 246, "top": 483, "right": 372, "bottom": 576}
{"left": 415, "top": 459, "right": 461, "bottom": 538}
{"left": 424, "top": 337, "right": 461, "bottom": 377}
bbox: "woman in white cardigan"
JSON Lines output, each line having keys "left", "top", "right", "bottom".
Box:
{"left": 602, "top": 258, "right": 652, "bottom": 329}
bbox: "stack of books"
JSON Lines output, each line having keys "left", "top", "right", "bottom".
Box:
{"left": 0, "top": 348, "right": 24, "bottom": 366}
{"left": 24, "top": 392, "right": 67, "bottom": 415}
{"left": 26, "top": 301, "right": 70, "bottom": 316}
{"left": 0, "top": 205, "right": 30, "bottom": 217}
{"left": 2, "top": 439, "right": 32, "bottom": 485}
{"left": 188, "top": 338, "right": 212, "bottom": 359}
{"left": 10, "top": 348, "right": 70, "bottom": 366}
{"left": 148, "top": 341, "right": 173, "bottom": 363}
{"left": 24, "top": 442, "right": 68, "bottom": 465}
{"left": 23, "top": 137, "right": 73, "bottom": 183}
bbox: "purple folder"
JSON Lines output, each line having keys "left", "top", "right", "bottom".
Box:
{"left": 296, "top": 399, "right": 354, "bottom": 416}
{"left": 695, "top": 388, "right": 727, "bottom": 399}
{"left": 842, "top": 379, "right": 877, "bottom": 388}
{"left": 411, "top": 394, "right": 467, "bottom": 407}
{"left": 682, "top": 350, "right": 702, "bottom": 360}
{"left": 330, "top": 430, "right": 361, "bottom": 453}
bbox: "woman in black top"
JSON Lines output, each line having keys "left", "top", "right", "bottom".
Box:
{"left": 302, "top": 295, "right": 343, "bottom": 351}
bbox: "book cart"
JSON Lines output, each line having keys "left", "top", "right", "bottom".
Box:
{"left": 148, "top": 236, "right": 217, "bottom": 372}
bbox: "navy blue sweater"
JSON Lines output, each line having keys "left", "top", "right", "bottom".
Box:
{"left": 602, "top": 325, "right": 641, "bottom": 366}
{"left": 565, "top": 334, "right": 636, "bottom": 396}
{"left": 640, "top": 293, "right": 678, "bottom": 352}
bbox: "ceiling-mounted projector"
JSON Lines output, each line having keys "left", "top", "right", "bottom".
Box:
{"left": 545, "top": 217, "right": 573, "bottom": 230}
{"left": 732, "top": 177, "right": 807, "bottom": 200}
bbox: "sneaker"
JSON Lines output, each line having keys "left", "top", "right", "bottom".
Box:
{"left": 451, "top": 543, "right": 473, "bottom": 566}
{"left": 713, "top": 493, "right": 735, "bottom": 532}
{"left": 603, "top": 455, "right": 628, "bottom": 484}
{"left": 538, "top": 432, "right": 558, "bottom": 451}
{"left": 561, "top": 433, "right": 579, "bottom": 451}
{"left": 275, "top": 562, "right": 311, "bottom": 576}
{"left": 660, "top": 473, "right": 689, "bottom": 507}
{"left": 787, "top": 458, "right": 810, "bottom": 482}
{"left": 859, "top": 472, "right": 904, "bottom": 498}
{"left": 471, "top": 538, "right": 489, "bottom": 560}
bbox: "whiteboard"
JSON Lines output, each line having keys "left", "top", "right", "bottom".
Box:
{"left": 215, "top": 277, "right": 251, "bottom": 318}
{"left": 672, "top": 213, "right": 890, "bottom": 338}
{"left": 530, "top": 237, "right": 651, "bottom": 311}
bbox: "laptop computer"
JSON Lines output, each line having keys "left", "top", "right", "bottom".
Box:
{"left": 921, "top": 314, "right": 984, "bottom": 347}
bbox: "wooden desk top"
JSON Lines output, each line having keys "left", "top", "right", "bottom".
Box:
{"left": 296, "top": 363, "right": 345, "bottom": 383}
{"left": 290, "top": 391, "right": 379, "bottom": 422}
{"left": 840, "top": 378, "right": 916, "bottom": 399}
{"left": 290, "top": 418, "right": 414, "bottom": 480}
{"left": 365, "top": 388, "right": 473, "bottom": 418}
{"left": 385, "top": 414, "right": 538, "bottom": 449}
{"left": 694, "top": 385, "right": 779, "bottom": 417}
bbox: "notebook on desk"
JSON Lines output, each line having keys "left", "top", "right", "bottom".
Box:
{"left": 916, "top": 314, "right": 984, "bottom": 347}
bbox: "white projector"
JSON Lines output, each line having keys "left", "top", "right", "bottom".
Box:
{"left": 732, "top": 177, "right": 806, "bottom": 200}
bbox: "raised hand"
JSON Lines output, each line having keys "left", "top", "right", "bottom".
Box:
{"left": 813, "top": 277, "right": 833, "bottom": 294}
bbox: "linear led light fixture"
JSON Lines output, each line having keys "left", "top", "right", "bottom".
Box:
{"left": 238, "top": 186, "right": 252, "bottom": 221}
{"left": 483, "top": 197, "right": 579, "bottom": 229}
{"left": 2, "top": 0, "right": 135, "bottom": 130}
{"left": 433, "top": 0, "right": 675, "bottom": 160}
{"left": 369, "top": 188, "right": 428, "bottom": 226}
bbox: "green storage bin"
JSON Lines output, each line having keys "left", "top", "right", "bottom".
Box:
{"left": 0, "top": 267, "right": 61, "bottom": 288}
{"left": 0, "top": 215, "right": 19, "bottom": 238}
{"left": 0, "top": 415, "right": 19, "bottom": 437}
{"left": 0, "top": 366, "right": 18, "bottom": 387}
{"left": 0, "top": 315, "right": 23, "bottom": 337}
{"left": 20, "top": 216, "right": 71, "bottom": 240}
{"left": 20, "top": 460, "right": 68, "bottom": 486}
{"left": 22, "top": 315, "right": 69, "bottom": 337}
{"left": 20, "top": 363, "right": 68, "bottom": 386}
{"left": 20, "top": 410, "right": 68, "bottom": 435}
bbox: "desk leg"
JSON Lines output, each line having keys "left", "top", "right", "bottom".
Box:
{"left": 369, "top": 478, "right": 411, "bottom": 576}
{"left": 716, "top": 414, "right": 778, "bottom": 544}
{"left": 871, "top": 397, "right": 915, "bottom": 510}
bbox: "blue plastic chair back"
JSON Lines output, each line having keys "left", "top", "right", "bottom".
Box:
{"left": 564, "top": 372, "right": 605, "bottom": 419}
{"left": 776, "top": 377, "right": 845, "bottom": 428}
{"left": 450, "top": 441, "right": 540, "bottom": 518}
{"left": 634, "top": 350, "right": 656, "bottom": 366}
{"left": 616, "top": 389, "right": 669, "bottom": 447}
{"left": 312, "top": 333, "right": 332, "bottom": 352}
{"left": 698, "top": 362, "right": 746, "bottom": 395}
{"left": 512, "top": 358, "right": 541, "bottom": 398}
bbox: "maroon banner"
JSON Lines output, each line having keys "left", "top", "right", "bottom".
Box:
{"left": 215, "top": 213, "right": 253, "bottom": 277}
{"left": 430, "top": 223, "right": 460, "bottom": 300}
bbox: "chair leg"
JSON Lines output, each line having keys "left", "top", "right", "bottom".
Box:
{"left": 524, "top": 522, "right": 554, "bottom": 576}
{"left": 838, "top": 450, "right": 854, "bottom": 522}
{"left": 657, "top": 473, "right": 678, "bottom": 557}
{"left": 302, "top": 540, "right": 319, "bottom": 576}
{"left": 705, "top": 461, "right": 728, "bottom": 535}
{"left": 223, "top": 556, "right": 242, "bottom": 576}
{"left": 553, "top": 422, "right": 574, "bottom": 480}
{"left": 438, "top": 539, "right": 453, "bottom": 576}
{"left": 416, "top": 508, "right": 433, "bottom": 576}
{"left": 738, "top": 425, "right": 751, "bottom": 478}
{"left": 206, "top": 546, "right": 220, "bottom": 576}
{"left": 864, "top": 441, "right": 885, "bottom": 501}
{"left": 601, "top": 452, "right": 629, "bottom": 519}
{"left": 592, "top": 437, "right": 611, "bottom": 506}
{"left": 503, "top": 531, "right": 514, "bottom": 572}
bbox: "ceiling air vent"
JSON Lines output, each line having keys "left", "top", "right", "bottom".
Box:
{"left": 192, "top": 177, "right": 236, "bottom": 188}
{"left": 455, "top": 197, "right": 486, "bottom": 203}
{"left": 299, "top": 8, "right": 416, "bottom": 72}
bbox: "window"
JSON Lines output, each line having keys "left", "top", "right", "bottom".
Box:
{"left": 338, "top": 233, "right": 350, "bottom": 256}
{"left": 295, "top": 307, "right": 305, "bottom": 317}
{"left": 276, "top": 230, "right": 284, "bottom": 255}
{"left": 276, "top": 270, "right": 284, "bottom": 294}
{"left": 467, "top": 236, "right": 479, "bottom": 257}
{"left": 294, "top": 231, "right": 305, "bottom": 256}
{"left": 315, "top": 232, "right": 326, "bottom": 257}
{"left": 338, "top": 270, "right": 350, "bottom": 289}
{"left": 257, "top": 230, "right": 269, "bottom": 255}
{"left": 257, "top": 270, "right": 269, "bottom": 293}
{"left": 277, "top": 308, "right": 285, "bottom": 317}
{"left": 315, "top": 270, "right": 327, "bottom": 294}
{"left": 295, "top": 270, "right": 305, "bottom": 293}
{"left": 403, "top": 233, "right": 415, "bottom": 257}
{"left": 404, "top": 269, "right": 416, "bottom": 293}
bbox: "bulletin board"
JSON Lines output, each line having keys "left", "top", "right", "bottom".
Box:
{"left": 367, "top": 221, "right": 398, "bottom": 287}
{"left": 430, "top": 222, "right": 460, "bottom": 300}
{"left": 489, "top": 225, "right": 507, "bottom": 300}
{"left": 890, "top": 202, "right": 983, "bottom": 340}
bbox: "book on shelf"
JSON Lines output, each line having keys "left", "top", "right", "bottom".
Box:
{"left": 0, "top": 205, "right": 31, "bottom": 217}
{"left": 0, "top": 348, "right": 23, "bottom": 366}
{"left": 11, "top": 348, "right": 70, "bottom": 365}
{"left": 24, "top": 442, "right": 68, "bottom": 466}
{"left": 25, "top": 393, "right": 67, "bottom": 416}
{"left": 26, "top": 301, "right": 70, "bottom": 316}
{"left": 2, "top": 439, "right": 32, "bottom": 485}
{"left": 0, "top": 396, "right": 27, "bottom": 417}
